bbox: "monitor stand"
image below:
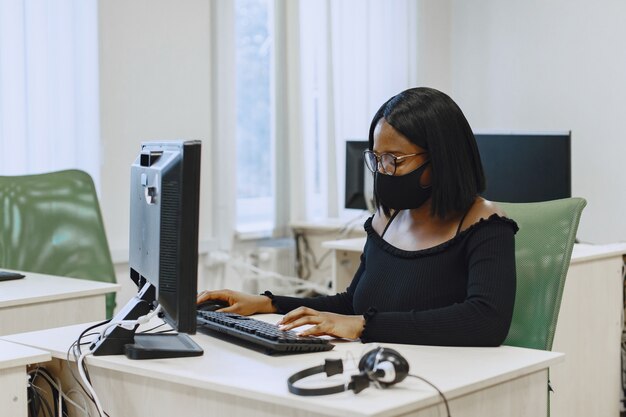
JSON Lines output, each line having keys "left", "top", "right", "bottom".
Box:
{"left": 90, "top": 282, "right": 203, "bottom": 359}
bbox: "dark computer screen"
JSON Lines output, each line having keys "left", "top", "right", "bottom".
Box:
{"left": 474, "top": 131, "right": 571, "bottom": 203}
{"left": 91, "top": 140, "right": 203, "bottom": 359}
{"left": 344, "top": 140, "right": 370, "bottom": 210}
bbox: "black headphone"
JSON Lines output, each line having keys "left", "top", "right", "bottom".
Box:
{"left": 287, "top": 347, "right": 409, "bottom": 396}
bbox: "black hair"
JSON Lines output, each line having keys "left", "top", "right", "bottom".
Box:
{"left": 368, "top": 87, "right": 485, "bottom": 219}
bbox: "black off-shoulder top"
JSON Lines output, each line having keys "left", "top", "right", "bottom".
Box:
{"left": 267, "top": 214, "right": 518, "bottom": 347}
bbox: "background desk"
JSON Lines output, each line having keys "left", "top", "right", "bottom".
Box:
{"left": 3, "top": 318, "right": 562, "bottom": 417}
{"left": 0, "top": 339, "right": 51, "bottom": 417}
{"left": 322, "top": 239, "right": 626, "bottom": 417}
{"left": 0, "top": 271, "right": 120, "bottom": 336}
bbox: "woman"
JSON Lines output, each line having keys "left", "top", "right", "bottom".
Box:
{"left": 198, "top": 87, "right": 517, "bottom": 347}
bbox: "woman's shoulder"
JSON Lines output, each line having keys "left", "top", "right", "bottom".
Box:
{"left": 458, "top": 198, "right": 514, "bottom": 233}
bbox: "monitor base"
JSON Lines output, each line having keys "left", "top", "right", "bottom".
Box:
{"left": 124, "top": 333, "right": 204, "bottom": 359}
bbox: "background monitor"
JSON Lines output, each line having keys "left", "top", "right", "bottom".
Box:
{"left": 474, "top": 131, "right": 571, "bottom": 203}
{"left": 92, "top": 140, "right": 203, "bottom": 359}
{"left": 344, "top": 140, "right": 374, "bottom": 211}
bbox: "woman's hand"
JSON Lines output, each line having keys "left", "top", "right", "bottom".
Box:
{"left": 278, "top": 307, "right": 365, "bottom": 340}
{"left": 196, "top": 289, "right": 277, "bottom": 316}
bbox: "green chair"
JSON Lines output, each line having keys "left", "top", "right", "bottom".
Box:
{"left": 500, "top": 198, "right": 587, "bottom": 416}
{"left": 500, "top": 197, "right": 586, "bottom": 351}
{"left": 0, "top": 169, "right": 117, "bottom": 318}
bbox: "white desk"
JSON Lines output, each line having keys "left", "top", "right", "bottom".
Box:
{"left": 0, "top": 339, "right": 51, "bottom": 417}
{"left": 0, "top": 270, "right": 120, "bottom": 336}
{"left": 322, "top": 239, "right": 626, "bottom": 417}
{"left": 3, "top": 318, "right": 563, "bottom": 417}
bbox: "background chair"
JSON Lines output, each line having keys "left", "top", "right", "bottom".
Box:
{"left": 0, "top": 169, "right": 117, "bottom": 318}
{"left": 500, "top": 197, "right": 587, "bottom": 351}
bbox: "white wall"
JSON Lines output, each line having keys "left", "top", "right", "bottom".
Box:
{"left": 98, "top": 0, "right": 213, "bottom": 252}
{"left": 445, "top": 0, "right": 626, "bottom": 243}
{"left": 98, "top": 0, "right": 214, "bottom": 305}
{"left": 415, "top": 0, "right": 452, "bottom": 92}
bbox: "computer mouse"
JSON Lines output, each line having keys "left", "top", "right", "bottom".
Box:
{"left": 197, "top": 299, "right": 230, "bottom": 312}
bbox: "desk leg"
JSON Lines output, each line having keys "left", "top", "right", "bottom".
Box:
{"left": 0, "top": 366, "right": 29, "bottom": 417}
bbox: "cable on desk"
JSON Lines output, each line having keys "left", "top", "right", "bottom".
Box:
{"left": 65, "top": 388, "right": 91, "bottom": 417}
{"left": 72, "top": 306, "right": 164, "bottom": 417}
{"left": 74, "top": 320, "right": 112, "bottom": 386}
{"left": 28, "top": 381, "right": 54, "bottom": 417}
{"left": 28, "top": 367, "right": 67, "bottom": 417}
{"left": 67, "top": 320, "right": 112, "bottom": 417}
{"left": 408, "top": 374, "right": 451, "bottom": 417}
{"left": 77, "top": 351, "right": 109, "bottom": 417}
{"left": 28, "top": 366, "right": 91, "bottom": 417}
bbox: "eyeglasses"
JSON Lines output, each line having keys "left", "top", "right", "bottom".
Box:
{"left": 363, "top": 150, "right": 428, "bottom": 176}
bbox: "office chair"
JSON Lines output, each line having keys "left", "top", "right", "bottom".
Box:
{"left": 500, "top": 197, "right": 586, "bottom": 351}
{"left": 500, "top": 198, "right": 586, "bottom": 416}
{"left": 0, "top": 169, "right": 117, "bottom": 318}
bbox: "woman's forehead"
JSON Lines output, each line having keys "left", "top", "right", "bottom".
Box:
{"left": 373, "top": 119, "right": 425, "bottom": 153}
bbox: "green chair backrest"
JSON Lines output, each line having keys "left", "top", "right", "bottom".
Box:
{"left": 500, "top": 197, "right": 586, "bottom": 351}
{"left": 0, "top": 169, "right": 117, "bottom": 318}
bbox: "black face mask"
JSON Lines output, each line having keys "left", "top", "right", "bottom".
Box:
{"left": 374, "top": 161, "right": 432, "bottom": 210}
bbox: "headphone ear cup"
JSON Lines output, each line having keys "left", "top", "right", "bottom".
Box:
{"left": 358, "top": 347, "right": 410, "bottom": 387}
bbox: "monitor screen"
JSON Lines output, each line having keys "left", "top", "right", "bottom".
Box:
{"left": 474, "top": 131, "right": 571, "bottom": 203}
{"left": 91, "top": 140, "right": 203, "bottom": 359}
{"left": 345, "top": 140, "right": 373, "bottom": 211}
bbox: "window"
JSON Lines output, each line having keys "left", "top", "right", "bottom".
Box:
{"left": 0, "top": 0, "right": 100, "bottom": 185}
{"left": 298, "top": 0, "right": 418, "bottom": 221}
{"left": 235, "top": 0, "right": 274, "bottom": 235}
{"left": 230, "top": 0, "right": 417, "bottom": 233}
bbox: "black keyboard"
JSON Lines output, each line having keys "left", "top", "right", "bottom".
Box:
{"left": 197, "top": 311, "right": 334, "bottom": 355}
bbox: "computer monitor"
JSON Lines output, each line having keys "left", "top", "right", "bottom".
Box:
{"left": 91, "top": 140, "right": 203, "bottom": 359}
{"left": 344, "top": 140, "right": 374, "bottom": 212}
{"left": 474, "top": 131, "right": 571, "bottom": 203}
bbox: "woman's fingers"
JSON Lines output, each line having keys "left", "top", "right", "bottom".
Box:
{"left": 197, "top": 289, "right": 230, "bottom": 304}
{"left": 279, "top": 315, "right": 322, "bottom": 331}
{"left": 278, "top": 307, "right": 318, "bottom": 325}
{"left": 196, "top": 290, "right": 209, "bottom": 302}
{"left": 297, "top": 324, "right": 325, "bottom": 337}
{"left": 216, "top": 303, "right": 239, "bottom": 313}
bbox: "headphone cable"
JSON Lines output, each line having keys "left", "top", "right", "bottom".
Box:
{"left": 408, "top": 373, "right": 451, "bottom": 417}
